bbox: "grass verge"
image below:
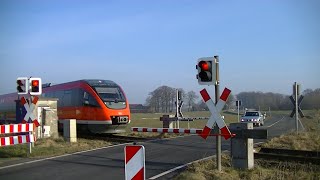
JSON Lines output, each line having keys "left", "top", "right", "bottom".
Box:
{"left": 174, "top": 154, "right": 320, "bottom": 180}
{"left": 0, "top": 136, "right": 111, "bottom": 165}
{"left": 175, "top": 109, "right": 320, "bottom": 180}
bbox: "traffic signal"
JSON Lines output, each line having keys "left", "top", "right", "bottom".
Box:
{"left": 17, "top": 77, "right": 28, "bottom": 94}
{"left": 29, "top": 77, "right": 42, "bottom": 95}
{"left": 196, "top": 58, "right": 216, "bottom": 85}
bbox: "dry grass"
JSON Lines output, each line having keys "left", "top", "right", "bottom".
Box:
{"left": 175, "top": 154, "right": 320, "bottom": 180}
{"left": 175, "top": 109, "right": 320, "bottom": 180}
{"left": 0, "top": 136, "right": 111, "bottom": 161}
{"left": 262, "top": 131, "right": 320, "bottom": 151}
{"left": 262, "top": 109, "right": 320, "bottom": 151}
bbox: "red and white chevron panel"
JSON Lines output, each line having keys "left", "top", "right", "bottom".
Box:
{"left": 21, "top": 96, "right": 40, "bottom": 127}
{"left": 200, "top": 88, "right": 232, "bottom": 140}
{"left": 0, "top": 123, "right": 35, "bottom": 147}
{"left": 125, "top": 145, "right": 145, "bottom": 180}
{"left": 132, "top": 127, "right": 203, "bottom": 134}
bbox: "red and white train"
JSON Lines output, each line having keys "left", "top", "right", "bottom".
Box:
{"left": 0, "top": 79, "right": 131, "bottom": 134}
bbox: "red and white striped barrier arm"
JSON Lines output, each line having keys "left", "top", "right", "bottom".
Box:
{"left": 125, "top": 145, "right": 145, "bottom": 180}
{"left": 0, "top": 134, "right": 35, "bottom": 147}
{"left": 200, "top": 88, "right": 232, "bottom": 140}
{"left": 0, "top": 123, "right": 34, "bottom": 134}
{"left": 21, "top": 96, "right": 40, "bottom": 127}
{"left": 0, "top": 123, "right": 35, "bottom": 147}
{"left": 132, "top": 127, "right": 203, "bottom": 134}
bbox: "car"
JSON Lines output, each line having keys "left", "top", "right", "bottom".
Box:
{"left": 240, "top": 110, "right": 264, "bottom": 127}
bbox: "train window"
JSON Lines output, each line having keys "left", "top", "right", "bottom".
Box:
{"left": 84, "top": 91, "right": 89, "bottom": 100}
{"left": 72, "top": 89, "right": 83, "bottom": 106}
{"left": 56, "top": 91, "right": 64, "bottom": 107}
{"left": 63, "top": 90, "right": 72, "bottom": 107}
{"left": 83, "top": 91, "right": 99, "bottom": 107}
{"left": 94, "top": 87, "right": 125, "bottom": 102}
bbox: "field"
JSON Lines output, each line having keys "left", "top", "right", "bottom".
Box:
{"left": 125, "top": 110, "right": 239, "bottom": 137}
{"left": 174, "top": 109, "right": 320, "bottom": 180}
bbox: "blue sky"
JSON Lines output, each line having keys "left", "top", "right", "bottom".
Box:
{"left": 1, "top": 0, "right": 319, "bottom": 104}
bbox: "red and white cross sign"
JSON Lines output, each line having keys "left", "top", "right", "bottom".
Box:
{"left": 20, "top": 96, "right": 40, "bottom": 127}
{"left": 125, "top": 145, "right": 145, "bottom": 180}
{"left": 200, "top": 88, "right": 232, "bottom": 140}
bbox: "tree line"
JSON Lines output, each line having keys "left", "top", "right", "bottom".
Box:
{"left": 144, "top": 86, "right": 320, "bottom": 113}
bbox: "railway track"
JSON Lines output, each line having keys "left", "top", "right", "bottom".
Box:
{"left": 255, "top": 147, "right": 320, "bottom": 165}
{"left": 77, "top": 133, "right": 152, "bottom": 144}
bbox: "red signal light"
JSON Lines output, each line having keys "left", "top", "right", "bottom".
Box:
{"left": 199, "top": 61, "right": 209, "bottom": 71}
{"left": 32, "top": 80, "right": 39, "bottom": 87}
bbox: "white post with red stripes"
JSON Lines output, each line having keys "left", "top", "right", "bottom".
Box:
{"left": 0, "top": 123, "right": 36, "bottom": 153}
{"left": 125, "top": 145, "right": 145, "bottom": 180}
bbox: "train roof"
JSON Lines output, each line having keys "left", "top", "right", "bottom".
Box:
{"left": 83, "top": 79, "right": 118, "bottom": 87}
{"left": 44, "top": 79, "right": 119, "bottom": 88}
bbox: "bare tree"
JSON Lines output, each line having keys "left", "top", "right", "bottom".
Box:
{"left": 145, "top": 85, "right": 179, "bottom": 113}
{"left": 186, "top": 91, "right": 198, "bottom": 111}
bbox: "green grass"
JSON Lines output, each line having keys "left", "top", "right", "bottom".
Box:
{"left": 128, "top": 110, "right": 239, "bottom": 129}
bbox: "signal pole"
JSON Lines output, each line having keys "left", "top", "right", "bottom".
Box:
{"left": 294, "top": 82, "right": 299, "bottom": 133}
{"left": 214, "top": 55, "right": 221, "bottom": 171}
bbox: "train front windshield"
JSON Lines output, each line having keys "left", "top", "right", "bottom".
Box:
{"left": 94, "top": 86, "right": 127, "bottom": 109}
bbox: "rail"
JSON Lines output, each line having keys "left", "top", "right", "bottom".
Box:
{"left": 255, "top": 147, "right": 320, "bottom": 165}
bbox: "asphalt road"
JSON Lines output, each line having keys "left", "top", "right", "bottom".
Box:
{"left": 0, "top": 114, "right": 299, "bottom": 180}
